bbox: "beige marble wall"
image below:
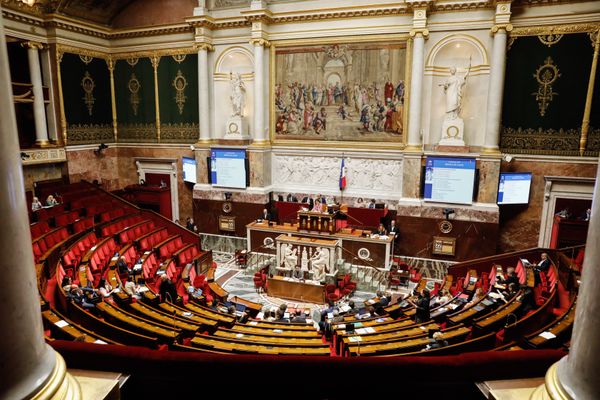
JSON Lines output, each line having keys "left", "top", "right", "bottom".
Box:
{"left": 248, "top": 148, "right": 271, "bottom": 188}
{"left": 402, "top": 154, "right": 422, "bottom": 199}
{"left": 66, "top": 147, "right": 120, "bottom": 191}
{"left": 499, "top": 159, "right": 598, "bottom": 252}
{"left": 22, "top": 163, "right": 65, "bottom": 193}
{"left": 478, "top": 157, "right": 501, "bottom": 204}
{"left": 194, "top": 148, "right": 210, "bottom": 185}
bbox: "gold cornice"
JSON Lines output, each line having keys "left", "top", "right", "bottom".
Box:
{"left": 1, "top": 8, "right": 45, "bottom": 26}
{"left": 21, "top": 40, "right": 44, "bottom": 50}
{"left": 56, "top": 44, "right": 108, "bottom": 60}
{"left": 431, "top": 1, "right": 489, "bottom": 12}
{"left": 510, "top": 23, "right": 600, "bottom": 37}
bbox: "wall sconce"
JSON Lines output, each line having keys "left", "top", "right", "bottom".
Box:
{"left": 94, "top": 143, "right": 108, "bottom": 156}
{"left": 20, "top": 152, "right": 30, "bottom": 160}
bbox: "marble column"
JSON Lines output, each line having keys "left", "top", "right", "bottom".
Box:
{"left": 0, "top": 14, "right": 79, "bottom": 400}
{"left": 407, "top": 31, "right": 427, "bottom": 150}
{"left": 24, "top": 41, "right": 50, "bottom": 146}
{"left": 253, "top": 40, "right": 266, "bottom": 142}
{"left": 483, "top": 26, "right": 509, "bottom": 153}
{"left": 532, "top": 158, "right": 600, "bottom": 399}
{"left": 198, "top": 44, "right": 212, "bottom": 143}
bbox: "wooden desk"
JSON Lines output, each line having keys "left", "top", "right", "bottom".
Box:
{"left": 267, "top": 276, "right": 324, "bottom": 304}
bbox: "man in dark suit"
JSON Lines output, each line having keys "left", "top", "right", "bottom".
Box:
{"left": 286, "top": 193, "right": 298, "bottom": 202}
{"left": 535, "top": 253, "right": 551, "bottom": 273}
{"left": 260, "top": 208, "right": 272, "bottom": 221}
{"left": 388, "top": 219, "right": 399, "bottom": 237}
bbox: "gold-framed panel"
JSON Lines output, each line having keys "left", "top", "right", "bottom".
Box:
{"left": 509, "top": 23, "right": 600, "bottom": 37}
{"left": 269, "top": 34, "right": 409, "bottom": 149}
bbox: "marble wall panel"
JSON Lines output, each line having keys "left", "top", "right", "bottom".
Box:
{"left": 499, "top": 159, "right": 597, "bottom": 252}
{"left": 200, "top": 233, "right": 247, "bottom": 253}
{"left": 478, "top": 158, "right": 501, "bottom": 204}
{"left": 194, "top": 148, "right": 210, "bottom": 185}
{"left": 22, "top": 163, "right": 65, "bottom": 193}
{"left": 66, "top": 147, "right": 120, "bottom": 191}
{"left": 402, "top": 155, "right": 421, "bottom": 199}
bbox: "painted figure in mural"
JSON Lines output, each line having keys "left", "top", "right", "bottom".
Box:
{"left": 230, "top": 72, "right": 246, "bottom": 117}
{"left": 440, "top": 62, "right": 471, "bottom": 120}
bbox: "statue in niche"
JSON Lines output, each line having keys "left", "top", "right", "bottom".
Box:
{"left": 439, "top": 61, "right": 471, "bottom": 120}
{"left": 229, "top": 72, "right": 246, "bottom": 117}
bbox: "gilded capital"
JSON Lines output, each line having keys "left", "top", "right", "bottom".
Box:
{"left": 491, "top": 23, "right": 513, "bottom": 35}
{"left": 409, "top": 28, "right": 429, "bottom": 38}
{"left": 249, "top": 38, "right": 271, "bottom": 48}
{"left": 21, "top": 41, "right": 44, "bottom": 50}
{"left": 196, "top": 43, "right": 215, "bottom": 52}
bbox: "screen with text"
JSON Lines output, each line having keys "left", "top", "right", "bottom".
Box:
{"left": 424, "top": 157, "right": 476, "bottom": 205}
{"left": 182, "top": 157, "right": 197, "bottom": 184}
{"left": 497, "top": 172, "right": 532, "bottom": 205}
{"left": 211, "top": 149, "right": 247, "bottom": 189}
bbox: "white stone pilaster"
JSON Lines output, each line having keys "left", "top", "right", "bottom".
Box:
{"left": 24, "top": 41, "right": 50, "bottom": 146}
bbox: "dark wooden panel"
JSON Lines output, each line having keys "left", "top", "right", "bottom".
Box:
{"left": 194, "top": 199, "right": 267, "bottom": 237}
{"left": 395, "top": 216, "right": 499, "bottom": 261}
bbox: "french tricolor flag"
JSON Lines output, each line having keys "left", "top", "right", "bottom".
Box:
{"left": 339, "top": 158, "right": 347, "bottom": 190}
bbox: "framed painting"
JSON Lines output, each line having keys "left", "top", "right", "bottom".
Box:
{"left": 272, "top": 38, "right": 408, "bottom": 145}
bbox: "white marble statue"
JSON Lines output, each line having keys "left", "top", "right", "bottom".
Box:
{"left": 230, "top": 72, "right": 246, "bottom": 117}
{"left": 283, "top": 244, "right": 298, "bottom": 270}
{"left": 310, "top": 247, "right": 329, "bottom": 282}
{"left": 440, "top": 63, "right": 470, "bottom": 120}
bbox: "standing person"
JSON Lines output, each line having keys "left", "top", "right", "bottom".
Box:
{"left": 413, "top": 289, "right": 430, "bottom": 323}
{"left": 159, "top": 274, "right": 178, "bottom": 303}
{"left": 31, "top": 197, "right": 43, "bottom": 211}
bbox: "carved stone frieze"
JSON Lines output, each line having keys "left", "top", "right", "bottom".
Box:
{"left": 67, "top": 124, "right": 114, "bottom": 145}
{"left": 500, "top": 126, "right": 600, "bottom": 156}
{"left": 20, "top": 147, "right": 67, "bottom": 166}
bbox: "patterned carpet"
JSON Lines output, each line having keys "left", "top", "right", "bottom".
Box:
{"left": 213, "top": 251, "right": 415, "bottom": 313}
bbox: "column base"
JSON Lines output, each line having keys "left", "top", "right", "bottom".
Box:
{"left": 530, "top": 361, "right": 572, "bottom": 400}
{"left": 32, "top": 351, "right": 81, "bottom": 400}
{"left": 481, "top": 146, "right": 501, "bottom": 155}
{"left": 403, "top": 144, "right": 423, "bottom": 152}
{"left": 35, "top": 139, "right": 51, "bottom": 147}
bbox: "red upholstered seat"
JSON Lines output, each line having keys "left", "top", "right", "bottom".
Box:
{"left": 325, "top": 284, "right": 340, "bottom": 302}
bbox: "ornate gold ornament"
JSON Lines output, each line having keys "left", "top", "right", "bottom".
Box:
{"left": 172, "top": 70, "right": 188, "bottom": 115}
{"left": 81, "top": 71, "right": 95, "bottom": 116}
{"left": 222, "top": 202, "right": 232, "bottom": 213}
{"left": 172, "top": 54, "right": 187, "bottom": 63}
{"left": 532, "top": 57, "right": 560, "bottom": 117}
{"left": 126, "top": 57, "right": 139, "bottom": 67}
{"left": 439, "top": 220, "right": 453, "bottom": 234}
{"left": 538, "top": 34, "right": 563, "bottom": 47}
{"left": 128, "top": 73, "right": 141, "bottom": 116}
{"left": 79, "top": 54, "right": 93, "bottom": 65}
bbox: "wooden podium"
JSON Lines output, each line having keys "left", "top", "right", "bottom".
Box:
{"left": 297, "top": 211, "right": 335, "bottom": 234}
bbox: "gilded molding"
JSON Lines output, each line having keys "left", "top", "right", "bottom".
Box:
{"left": 67, "top": 124, "right": 114, "bottom": 145}
{"left": 56, "top": 44, "right": 108, "bottom": 60}
{"left": 20, "top": 147, "right": 67, "bottom": 166}
{"left": 160, "top": 123, "right": 200, "bottom": 143}
{"left": 491, "top": 23, "right": 513, "bottom": 34}
{"left": 195, "top": 43, "right": 215, "bottom": 52}
{"left": 410, "top": 28, "right": 430, "bottom": 38}
{"left": 21, "top": 40, "right": 44, "bottom": 50}
{"left": 500, "top": 126, "right": 600, "bottom": 156}
{"left": 510, "top": 23, "right": 600, "bottom": 37}
{"left": 117, "top": 123, "right": 157, "bottom": 143}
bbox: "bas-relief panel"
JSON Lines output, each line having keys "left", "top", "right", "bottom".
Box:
{"left": 498, "top": 160, "right": 598, "bottom": 252}
{"left": 272, "top": 154, "right": 402, "bottom": 196}
{"left": 274, "top": 42, "right": 407, "bottom": 143}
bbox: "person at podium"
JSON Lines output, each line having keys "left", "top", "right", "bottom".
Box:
{"left": 375, "top": 223, "right": 387, "bottom": 236}
{"left": 292, "top": 265, "right": 304, "bottom": 280}
{"left": 311, "top": 199, "right": 325, "bottom": 213}
{"left": 260, "top": 208, "right": 272, "bottom": 221}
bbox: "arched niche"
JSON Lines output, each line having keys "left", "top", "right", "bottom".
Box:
{"left": 421, "top": 34, "right": 490, "bottom": 148}
{"left": 214, "top": 46, "right": 254, "bottom": 77}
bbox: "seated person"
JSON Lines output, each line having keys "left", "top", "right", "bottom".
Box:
{"left": 286, "top": 193, "right": 298, "bottom": 202}
{"left": 97, "top": 278, "right": 115, "bottom": 298}
{"left": 517, "top": 285, "right": 537, "bottom": 316}
{"left": 497, "top": 267, "right": 519, "bottom": 287}
{"left": 61, "top": 276, "right": 78, "bottom": 292}
{"left": 46, "top": 195, "right": 59, "bottom": 206}
{"left": 375, "top": 290, "right": 390, "bottom": 307}
{"left": 426, "top": 332, "right": 449, "bottom": 350}
{"left": 368, "top": 199, "right": 376, "bottom": 209}
{"left": 291, "top": 310, "right": 308, "bottom": 323}
{"left": 275, "top": 309, "right": 290, "bottom": 323}
{"left": 555, "top": 207, "right": 572, "bottom": 219}
{"left": 31, "top": 197, "right": 43, "bottom": 211}
{"left": 259, "top": 208, "right": 272, "bottom": 221}
{"left": 238, "top": 308, "right": 251, "bottom": 324}
{"left": 432, "top": 289, "right": 451, "bottom": 306}
{"left": 465, "top": 287, "right": 484, "bottom": 308}
{"left": 187, "top": 284, "right": 203, "bottom": 299}
{"left": 375, "top": 223, "right": 387, "bottom": 236}
{"left": 67, "top": 287, "right": 96, "bottom": 309}
{"left": 116, "top": 256, "right": 130, "bottom": 276}
{"left": 499, "top": 283, "right": 519, "bottom": 303}
{"left": 123, "top": 281, "right": 141, "bottom": 299}
{"left": 311, "top": 199, "right": 325, "bottom": 213}
{"left": 292, "top": 265, "right": 304, "bottom": 280}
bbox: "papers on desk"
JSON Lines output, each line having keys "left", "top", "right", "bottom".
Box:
{"left": 539, "top": 331, "right": 557, "bottom": 340}
{"left": 327, "top": 312, "right": 334, "bottom": 320}
{"left": 54, "top": 320, "right": 69, "bottom": 328}
{"left": 113, "top": 288, "right": 121, "bottom": 293}
{"left": 489, "top": 292, "right": 503, "bottom": 299}
{"left": 138, "top": 286, "right": 149, "bottom": 293}
{"left": 273, "top": 329, "right": 283, "bottom": 333}
{"left": 94, "top": 340, "right": 107, "bottom": 345}
{"left": 366, "top": 299, "right": 376, "bottom": 305}
{"left": 376, "top": 318, "right": 386, "bottom": 323}
{"left": 337, "top": 324, "right": 346, "bottom": 330}
{"left": 339, "top": 304, "right": 351, "bottom": 313}
{"left": 355, "top": 327, "right": 375, "bottom": 334}
{"left": 284, "top": 312, "right": 290, "bottom": 319}
{"left": 348, "top": 336, "right": 363, "bottom": 342}
{"left": 111, "top": 256, "right": 119, "bottom": 262}
{"left": 448, "top": 303, "right": 459, "bottom": 310}
{"left": 182, "top": 312, "right": 193, "bottom": 318}
{"left": 249, "top": 321, "right": 258, "bottom": 326}
{"left": 236, "top": 333, "right": 244, "bottom": 338}
{"left": 133, "top": 264, "right": 142, "bottom": 271}
{"left": 156, "top": 270, "right": 166, "bottom": 276}
{"left": 255, "top": 312, "right": 264, "bottom": 320}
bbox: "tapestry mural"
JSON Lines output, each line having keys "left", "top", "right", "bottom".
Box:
{"left": 501, "top": 32, "right": 600, "bottom": 156}
{"left": 114, "top": 57, "right": 157, "bottom": 143}
{"left": 274, "top": 41, "right": 407, "bottom": 143}
{"left": 60, "top": 52, "right": 113, "bottom": 145}
{"left": 158, "top": 53, "right": 199, "bottom": 143}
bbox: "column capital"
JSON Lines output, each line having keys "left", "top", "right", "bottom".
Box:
{"left": 490, "top": 23, "right": 513, "bottom": 35}
{"left": 195, "top": 42, "right": 215, "bottom": 52}
{"left": 250, "top": 38, "right": 271, "bottom": 48}
{"left": 409, "top": 28, "right": 429, "bottom": 38}
{"left": 21, "top": 41, "right": 44, "bottom": 50}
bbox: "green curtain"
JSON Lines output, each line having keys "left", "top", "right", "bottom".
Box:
{"left": 158, "top": 54, "right": 199, "bottom": 143}
{"left": 500, "top": 33, "right": 598, "bottom": 155}
{"left": 115, "top": 57, "right": 157, "bottom": 142}
{"left": 61, "top": 52, "right": 113, "bottom": 144}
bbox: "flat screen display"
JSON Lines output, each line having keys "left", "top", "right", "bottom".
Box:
{"left": 424, "top": 157, "right": 476, "bottom": 205}
{"left": 182, "top": 157, "right": 197, "bottom": 184}
{"left": 497, "top": 172, "right": 532, "bottom": 205}
{"left": 210, "top": 149, "right": 247, "bottom": 189}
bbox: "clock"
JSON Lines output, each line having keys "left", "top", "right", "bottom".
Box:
{"left": 222, "top": 202, "right": 232, "bottom": 213}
